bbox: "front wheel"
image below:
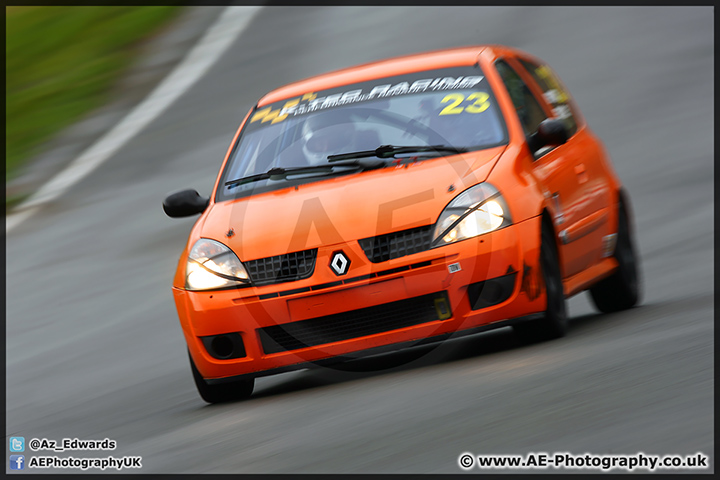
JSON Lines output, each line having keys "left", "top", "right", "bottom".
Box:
{"left": 589, "top": 197, "right": 640, "bottom": 312}
{"left": 514, "top": 218, "right": 568, "bottom": 342}
{"left": 189, "top": 351, "right": 254, "bottom": 404}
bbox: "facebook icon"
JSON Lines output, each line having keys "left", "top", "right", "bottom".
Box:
{"left": 9, "top": 455, "right": 24, "bottom": 470}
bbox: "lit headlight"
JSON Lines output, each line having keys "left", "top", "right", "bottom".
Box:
{"left": 185, "top": 239, "right": 250, "bottom": 291}
{"left": 432, "top": 183, "right": 511, "bottom": 246}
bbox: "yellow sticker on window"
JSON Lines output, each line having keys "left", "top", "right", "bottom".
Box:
{"left": 439, "top": 92, "right": 490, "bottom": 115}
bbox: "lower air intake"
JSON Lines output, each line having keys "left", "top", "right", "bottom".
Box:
{"left": 259, "top": 291, "right": 451, "bottom": 354}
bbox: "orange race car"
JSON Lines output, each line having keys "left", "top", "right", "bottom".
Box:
{"left": 163, "top": 45, "right": 640, "bottom": 403}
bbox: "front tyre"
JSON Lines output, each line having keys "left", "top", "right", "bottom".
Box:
{"left": 589, "top": 196, "right": 640, "bottom": 312}
{"left": 514, "top": 217, "right": 568, "bottom": 342}
{"left": 189, "top": 351, "right": 254, "bottom": 404}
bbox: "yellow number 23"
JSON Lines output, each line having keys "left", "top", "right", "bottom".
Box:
{"left": 439, "top": 92, "right": 490, "bottom": 115}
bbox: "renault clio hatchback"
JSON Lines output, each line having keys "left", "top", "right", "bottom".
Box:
{"left": 163, "top": 45, "right": 640, "bottom": 403}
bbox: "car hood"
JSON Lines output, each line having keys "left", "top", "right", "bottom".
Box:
{"left": 200, "top": 146, "right": 506, "bottom": 260}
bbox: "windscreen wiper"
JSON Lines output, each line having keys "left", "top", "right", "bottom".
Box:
{"left": 224, "top": 159, "right": 386, "bottom": 188}
{"left": 328, "top": 144, "right": 468, "bottom": 162}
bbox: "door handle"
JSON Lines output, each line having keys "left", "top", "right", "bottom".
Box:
{"left": 575, "top": 163, "right": 588, "bottom": 184}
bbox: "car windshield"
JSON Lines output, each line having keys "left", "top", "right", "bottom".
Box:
{"left": 217, "top": 66, "right": 508, "bottom": 200}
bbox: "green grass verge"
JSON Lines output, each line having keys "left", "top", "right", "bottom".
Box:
{"left": 6, "top": 6, "right": 182, "bottom": 183}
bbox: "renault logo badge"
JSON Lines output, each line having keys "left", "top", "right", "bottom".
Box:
{"left": 329, "top": 251, "right": 350, "bottom": 276}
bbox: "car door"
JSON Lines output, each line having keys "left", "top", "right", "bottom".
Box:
{"left": 494, "top": 57, "right": 604, "bottom": 278}
{"left": 516, "top": 56, "right": 615, "bottom": 277}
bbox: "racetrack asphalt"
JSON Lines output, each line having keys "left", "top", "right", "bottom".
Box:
{"left": 5, "top": 6, "right": 713, "bottom": 474}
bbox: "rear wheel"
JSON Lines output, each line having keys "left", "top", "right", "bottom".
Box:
{"left": 189, "top": 351, "right": 254, "bottom": 404}
{"left": 514, "top": 217, "right": 568, "bottom": 342}
{"left": 589, "top": 197, "right": 640, "bottom": 312}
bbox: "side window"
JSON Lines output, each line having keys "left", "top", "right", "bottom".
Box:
{"left": 494, "top": 59, "right": 548, "bottom": 135}
{"left": 519, "top": 59, "right": 577, "bottom": 137}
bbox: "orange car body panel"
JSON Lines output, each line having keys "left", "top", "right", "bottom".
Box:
{"left": 172, "top": 45, "right": 624, "bottom": 380}
{"left": 174, "top": 217, "right": 543, "bottom": 379}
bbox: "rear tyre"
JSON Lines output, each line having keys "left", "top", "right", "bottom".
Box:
{"left": 514, "top": 217, "right": 568, "bottom": 342}
{"left": 589, "top": 197, "right": 640, "bottom": 312}
{"left": 189, "top": 351, "right": 254, "bottom": 404}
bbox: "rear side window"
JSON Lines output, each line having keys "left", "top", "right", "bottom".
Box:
{"left": 494, "top": 60, "right": 548, "bottom": 135}
{"left": 519, "top": 59, "right": 577, "bottom": 137}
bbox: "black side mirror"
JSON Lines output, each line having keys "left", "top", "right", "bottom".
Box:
{"left": 527, "top": 118, "right": 568, "bottom": 153}
{"left": 163, "top": 189, "right": 209, "bottom": 218}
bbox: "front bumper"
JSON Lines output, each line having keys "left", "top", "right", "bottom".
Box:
{"left": 174, "top": 216, "right": 544, "bottom": 380}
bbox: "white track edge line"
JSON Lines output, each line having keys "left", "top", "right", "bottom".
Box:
{"left": 6, "top": 6, "right": 263, "bottom": 234}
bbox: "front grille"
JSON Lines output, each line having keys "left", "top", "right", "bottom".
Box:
{"left": 258, "top": 291, "right": 451, "bottom": 354}
{"left": 244, "top": 249, "right": 317, "bottom": 286}
{"left": 358, "top": 225, "right": 434, "bottom": 263}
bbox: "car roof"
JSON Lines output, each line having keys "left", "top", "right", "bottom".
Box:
{"left": 257, "top": 45, "right": 522, "bottom": 107}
